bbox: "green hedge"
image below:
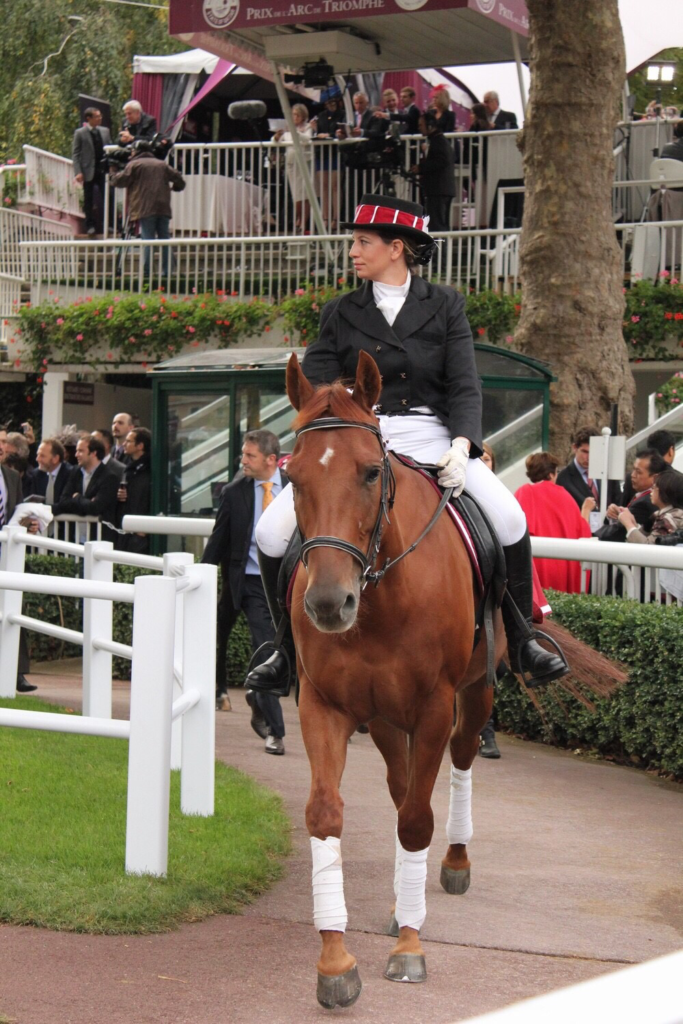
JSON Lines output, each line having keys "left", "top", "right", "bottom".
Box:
{"left": 23, "top": 555, "right": 253, "bottom": 685}
{"left": 495, "top": 591, "right": 683, "bottom": 778}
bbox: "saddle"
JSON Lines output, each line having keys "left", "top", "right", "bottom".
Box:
{"left": 276, "top": 454, "right": 507, "bottom": 685}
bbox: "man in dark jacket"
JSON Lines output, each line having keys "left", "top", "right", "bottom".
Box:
{"left": 25, "top": 438, "right": 72, "bottom": 505}
{"left": 72, "top": 107, "right": 112, "bottom": 235}
{"left": 412, "top": 111, "right": 456, "bottom": 231}
{"left": 120, "top": 100, "right": 157, "bottom": 145}
{"left": 556, "top": 427, "right": 602, "bottom": 510}
{"left": 110, "top": 148, "right": 185, "bottom": 275}
{"left": 483, "top": 91, "right": 519, "bottom": 130}
{"left": 53, "top": 436, "right": 119, "bottom": 542}
{"left": 597, "top": 448, "right": 667, "bottom": 543}
{"left": 115, "top": 427, "right": 151, "bottom": 554}
{"left": 202, "top": 430, "right": 288, "bottom": 754}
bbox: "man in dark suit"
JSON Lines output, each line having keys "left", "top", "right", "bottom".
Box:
{"left": 483, "top": 91, "right": 519, "bottom": 130}
{"left": 25, "top": 438, "right": 72, "bottom": 505}
{"left": 91, "top": 429, "right": 126, "bottom": 482}
{"left": 120, "top": 100, "right": 157, "bottom": 145}
{"left": 111, "top": 412, "right": 134, "bottom": 464}
{"left": 400, "top": 87, "right": 423, "bottom": 135}
{"left": 53, "top": 436, "right": 119, "bottom": 543}
{"left": 72, "top": 107, "right": 112, "bottom": 235}
{"left": 598, "top": 448, "right": 666, "bottom": 543}
{"left": 202, "top": 430, "right": 288, "bottom": 755}
{"left": 412, "top": 110, "right": 456, "bottom": 231}
{"left": 556, "top": 428, "right": 602, "bottom": 511}
{"left": 0, "top": 452, "right": 38, "bottom": 693}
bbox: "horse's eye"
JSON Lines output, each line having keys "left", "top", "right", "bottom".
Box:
{"left": 365, "top": 467, "right": 381, "bottom": 485}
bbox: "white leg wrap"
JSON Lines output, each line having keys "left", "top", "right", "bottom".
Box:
{"left": 311, "top": 837, "right": 348, "bottom": 933}
{"left": 446, "top": 765, "right": 473, "bottom": 845}
{"left": 393, "top": 825, "right": 403, "bottom": 900}
{"left": 394, "top": 843, "right": 429, "bottom": 932}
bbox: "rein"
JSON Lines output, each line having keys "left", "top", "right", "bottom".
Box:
{"left": 295, "top": 416, "right": 453, "bottom": 589}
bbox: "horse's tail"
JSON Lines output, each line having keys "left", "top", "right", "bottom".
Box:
{"left": 521, "top": 620, "right": 628, "bottom": 708}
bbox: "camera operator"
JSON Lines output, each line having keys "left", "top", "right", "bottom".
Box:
{"left": 120, "top": 100, "right": 157, "bottom": 146}
{"left": 72, "top": 108, "right": 112, "bottom": 236}
{"left": 411, "top": 110, "right": 456, "bottom": 232}
{"left": 109, "top": 141, "right": 185, "bottom": 275}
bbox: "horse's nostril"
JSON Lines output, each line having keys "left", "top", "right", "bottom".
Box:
{"left": 342, "top": 593, "right": 357, "bottom": 616}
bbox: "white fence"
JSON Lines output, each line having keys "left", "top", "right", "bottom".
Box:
{"left": 20, "top": 145, "right": 83, "bottom": 218}
{"left": 0, "top": 206, "right": 74, "bottom": 279}
{"left": 456, "top": 949, "right": 683, "bottom": 1024}
{"left": 531, "top": 536, "right": 683, "bottom": 606}
{"left": 0, "top": 523, "right": 217, "bottom": 876}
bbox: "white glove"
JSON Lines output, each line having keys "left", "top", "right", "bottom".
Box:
{"left": 436, "top": 437, "right": 470, "bottom": 496}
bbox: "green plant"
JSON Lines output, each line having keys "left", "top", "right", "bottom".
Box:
{"left": 463, "top": 290, "right": 520, "bottom": 345}
{"left": 654, "top": 370, "right": 683, "bottom": 416}
{"left": 494, "top": 592, "right": 683, "bottom": 778}
{"left": 18, "top": 292, "right": 275, "bottom": 371}
{"left": 623, "top": 278, "right": 683, "bottom": 360}
{"left": 278, "top": 281, "right": 351, "bottom": 346}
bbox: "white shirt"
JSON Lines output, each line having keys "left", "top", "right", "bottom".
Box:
{"left": 0, "top": 467, "right": 8, "bottom": 527}
{"left": 373, "top": 272, "right": 432, "bottom": 416}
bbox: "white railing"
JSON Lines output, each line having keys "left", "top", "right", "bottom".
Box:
{"left": 21, "top": 145, "right": 83, "bottom": 218}
{"left": 0, "top": 524, "right": 217, "bottom": 877}
{"left": 0, "top": 271, "right": 22, "bottom": 348}
{"left": 456, "top": 949, "right": 683, "bottom": 1024}
{"left": 531, "top": 536, "right": 683, "bottom": 606}
{"left": 0, "top": 206, "right": 73, "bottom": 279}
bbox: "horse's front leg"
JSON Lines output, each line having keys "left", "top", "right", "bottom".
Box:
{"left": 387, "top": 685, "right": 454, "bottom": 984}
{"left": 298, "top": 673, "right": 361, "bottom": 1010}
{"left": 441, "top": 677, "right": 494, "bottom": 894}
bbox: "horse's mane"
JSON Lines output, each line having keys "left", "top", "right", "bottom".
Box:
{"left": 293, "top": 381, "right": 376, "bottom": 431}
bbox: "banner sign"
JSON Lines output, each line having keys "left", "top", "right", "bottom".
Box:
{"left": 170, "top": 0, "right": 528, "bottom": 36}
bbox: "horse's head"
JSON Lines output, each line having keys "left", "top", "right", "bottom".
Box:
{"left": 286, "top": 351, "right": 384, "bottom": 633}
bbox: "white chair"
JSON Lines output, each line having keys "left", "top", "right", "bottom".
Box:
{"left": 649, "top": 157, "right": 683, "bottom": 188}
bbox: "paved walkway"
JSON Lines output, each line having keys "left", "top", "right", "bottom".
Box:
{"left": 1, "top": 663, "right": 682, "bottom": 1024}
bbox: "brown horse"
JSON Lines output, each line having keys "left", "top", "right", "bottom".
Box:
{"left": 284, "top": 350, "right": 621, "bottom": 1009}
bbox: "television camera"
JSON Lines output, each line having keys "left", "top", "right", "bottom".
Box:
{"left": 102, "top": 133, "right": 173, "bottom": 171}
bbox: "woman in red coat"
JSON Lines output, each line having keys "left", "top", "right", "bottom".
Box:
{"left": 515, "top": 452, "right": 592, "bottom": 594}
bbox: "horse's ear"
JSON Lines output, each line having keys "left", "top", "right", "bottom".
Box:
{"left": 352, "top": 350, "right": 382, "bottom": 412}
{"left": 286, "top": 352, "right": 315, "bottom": 411}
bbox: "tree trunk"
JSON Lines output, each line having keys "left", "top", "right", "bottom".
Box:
{"left": 516, "top": 0, "right": 634, "bottom": 458}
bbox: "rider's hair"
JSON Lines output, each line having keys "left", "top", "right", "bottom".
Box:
{"left": 244, "top": 429, "right": 280, "bottom": 460}
{"left": 376, "top": 230, "right": 422, "bottom": 269}
{"left": 525, "top": 451, "right": 559, "bottom": 483}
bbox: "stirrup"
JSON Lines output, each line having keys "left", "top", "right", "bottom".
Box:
{"left": 245, "top": 616, "right": 293, "bottom": 697}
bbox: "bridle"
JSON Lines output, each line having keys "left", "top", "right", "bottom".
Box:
{"left": 295, "top": 416, "right": 452, "bottom": 589}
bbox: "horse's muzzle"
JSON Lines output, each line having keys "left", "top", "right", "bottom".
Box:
{"left": 304, "top": 582, "right": 359, "bottom": 632}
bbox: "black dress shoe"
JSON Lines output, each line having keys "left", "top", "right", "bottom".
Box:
{"left": 479, "top": 732, "right": 501, "bottom": 759}
{"left": 245, "top": 689, "right": 269, "bottom": 740}
{"left": 245, "top": 650, "right": 290, "bottom": 694}
{"left": 16, "top": 675, "right": 37, "bottom": 693}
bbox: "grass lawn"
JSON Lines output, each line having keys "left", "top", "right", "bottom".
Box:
{"left": 0, "top": 696, "right": 291, "bottom": 934}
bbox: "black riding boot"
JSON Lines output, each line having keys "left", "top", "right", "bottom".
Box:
{"left": 245, "top": 552, "right": 294, "bottom": 696}
{"left": 501, "top": 531, "right": 568, "bottom": 688}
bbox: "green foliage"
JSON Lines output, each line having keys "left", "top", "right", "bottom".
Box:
{"left": 22, "top": 556, "right": 254, "bottom": 686}
{"left": 278, "top": 281, "right": 351, "bottom": 346}
{"left": 18, "top": 292, "right": 275, "bottom": 371}
{"left": 0, "top": 377, "right": 44, "bottom": 434}
{"left": 0, "top": 2, "right": 182, "bottom": 163}
{"left": 654, "top": 370, "right": 683, "bottom": 416}
{"left": 464, "top": 290, "right": 520, "bottom": 345}
{"left": 494, "top": 592, "right": 683, "bottom": 778}
{"left": 623, "top": 278, "right": 683, "bottom": 360}
{"left": 0, "top": 695, "right": 291, "bottom": 933}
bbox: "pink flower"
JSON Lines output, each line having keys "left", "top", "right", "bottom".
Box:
{"left": 659, "top": 270, "right": 670, "bottom": 278}
{"left": 187, "top": 326, "right": 196, "bottom": 333}
{"left": 505, "top": 334, "right": 513, "bottom": 343}
{"left": 76, "top": 333, "right": 84, "bottom": 341}
{"left": 56, "top": 317, "right": 64, "bottom": 325}
{"left": 139, "top": 302, "right": 146, "bottom": 310}
{"left": 657, "top": 393, "right": 663, "bottom": 398}
{"left": 3, "top": 198, "right": 12, "bottom": 205}
{"left": 143, "top": 328, "right": 153, "bottom": 336}
{"left": 295, "top": 288, "right": 305, "bottom": 296}
{"left": 631, "top": 315, "right": 640, "bottom": 323}
{"left": 106, "top": 313, "right": 112, "bottom": 319}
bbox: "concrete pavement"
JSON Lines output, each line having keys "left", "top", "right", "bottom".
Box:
{"left": 1, "top": 663, "right": 681, "bottom": 1023}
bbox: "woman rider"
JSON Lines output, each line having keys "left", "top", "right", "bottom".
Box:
{"left": 248, "top": 194, "right": 568, "bottom": 690}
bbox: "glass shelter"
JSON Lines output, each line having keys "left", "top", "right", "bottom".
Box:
{"left": 151, "top": 344, "right": 555, "bottom": 527}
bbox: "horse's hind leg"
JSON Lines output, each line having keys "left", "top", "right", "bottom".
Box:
{"left": 441, "top": 677, "right": 493, "bottom": 895}
{"left": 298, "top": 676, "right": 362, "bottom": 1010}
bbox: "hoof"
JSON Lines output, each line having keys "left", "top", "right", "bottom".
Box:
{"left": 384, "top": 953, "right": 427, "bottom": 984}
{"left": 317, "top": 965, "right": 363, "bottom": 1009}
{"left": 440, "top": 864, "right": 470, "bottom": 895}
{"left": 387, "top": 913, "right": 399, "bottom": 937}
{"left": 216, "top": 693, "right": 232, "bottom": 712}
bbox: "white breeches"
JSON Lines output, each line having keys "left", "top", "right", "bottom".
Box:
{"left": 256, "top": 414, "right": 527, "bottom": 557}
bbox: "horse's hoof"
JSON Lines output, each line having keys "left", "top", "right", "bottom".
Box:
{"left": 384, "top": 953, "right": 427, "bottom": 983}
{"left": 316, "top": 965, "right": 363, "bottom": 1009}
{"left": 387, "top": 912, "right": 399, "bottom": 937}
{"left": 440, "top": 865, "right": 470, "bottom": 895}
